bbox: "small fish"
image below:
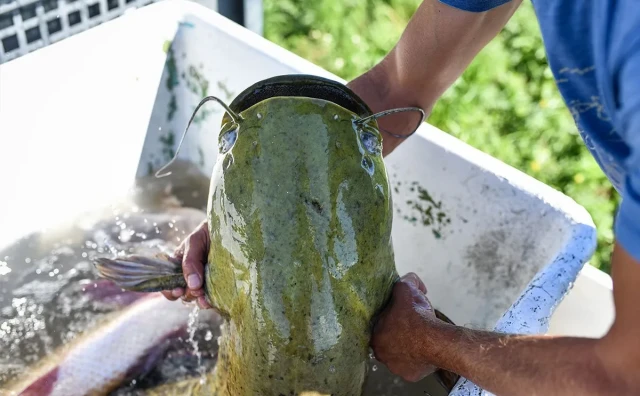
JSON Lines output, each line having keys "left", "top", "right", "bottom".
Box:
{"left": 3, "top": 292, "right": 216, "bottom": 396}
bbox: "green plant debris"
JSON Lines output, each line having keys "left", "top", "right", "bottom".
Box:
{"left": 164, "top": 43, "right": 179, "bottom": 122}
{"left": 185, "top": 65, "right": 213, "bottom": 125}
{"left": 217, "top": 80, "right": 235, "bottom": 101}
{"left": 167, "top": 95, "right": 177, "bottom": 122}
{"left": 164, "top": 45, "right": 179, "bottom": 91}
{"left": 162, "top": 39, "right": 172, "bottom": 54}
{"left": 394, "top": 180, "right": 451, "bottom": 239}
{"left": 186, "top": 65, "right": 209, "bottom": 97}
{"left": 159, "top": 130, "right": 176, "bottom": 162}
{"left": 198, "top": 147, "right": 205, "bottom": 168}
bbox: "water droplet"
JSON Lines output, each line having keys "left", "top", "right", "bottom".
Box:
{"left": 333, "top": 114, "right": 339, "bottom": 120}
{"left": 329, "top": 365, "right": 336, "bottom": 373}
{"left": 187, "top": 307, "right": 207, "bottom": 383}
{"left": 369, "top": 352, "right": 374, "bottom": 359}
{"left": 372, "top": 365, "right": 378, "bottom": 371}
{"left": 0, "top": 261, "right": 11, "bottom": 276}
{"left": 25, "top": 258, "right": 31, "bottom": 264}
{"left": 257, "top": 113, "right": 262, "bottom": 119}
{"left": 205, "top": 330, "right": 213, "bottom": 341}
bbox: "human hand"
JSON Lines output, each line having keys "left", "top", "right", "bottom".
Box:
{"left": 371, "top": 272, "right": 440, "bottom": 382}
{"left": 347, "top": 65, "right": 430, "bottom": 157}
{"left": 160, "top": 220, "right": 212, "bottom": 309}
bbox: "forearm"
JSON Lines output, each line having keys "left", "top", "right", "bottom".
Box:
{"left": 349, "top": 0, "right": 521, "bottom": 154}
{"left": 428, "top": 324, "right": 625, "bottom": 395}
{"left": 423, "top": 242, "right": 640, "bottom": 396}
{"left": 382, "top": 0, "right": 521, "bottom": 110}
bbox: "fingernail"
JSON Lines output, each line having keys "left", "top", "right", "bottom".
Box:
{"left": 187, "top": 273, "right": 201, "bottom": 289}
{"left": 401, "top": 273, "right": 419, "bottom": 286}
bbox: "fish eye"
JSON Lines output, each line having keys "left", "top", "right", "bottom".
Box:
{"left": 219, "top": 123, "right": 239, "bottom": 154}
{"left": 360, "top": 129, "right": 381, "bottom": 155}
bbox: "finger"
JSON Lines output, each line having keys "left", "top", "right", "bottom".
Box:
{"left": 161, "top": 288, "right": 184, "bottom": 300}
{"left": 403, "top": 369, "right": 429, "bottom": 383}
{"left": 183, "top": 287, "right": 203, "bottom": 301}
{"left": 182, "top": 223, "right": 209, "bottom": 292}
{"left": 161, "top": 290, "right": 179, "bottom": 301}
{"left": 387, "top": 361, "right": 431, "bottom": 383}
{"left": 401, "top": 272, "right": 427, "bottom": 294}
{"left": 181, "top": 294, "right": 196, "bottom": 303}
{"left": 197, "top": 296, "right": 211, "bottom": 309}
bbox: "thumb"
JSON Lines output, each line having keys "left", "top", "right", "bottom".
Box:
{"left": 400, "top": 272, "right": 427, "bottom": 294}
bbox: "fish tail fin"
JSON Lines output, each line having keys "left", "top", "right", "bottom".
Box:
{"left": 93, "top": 254, "right": 187, "bottom": 293}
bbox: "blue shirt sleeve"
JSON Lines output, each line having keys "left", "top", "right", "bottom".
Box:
{"left": 613, "top": 41, "right": 640, "bottom": 262}
{"left": 438, "top": 0, "right": 512, "bottom": 13}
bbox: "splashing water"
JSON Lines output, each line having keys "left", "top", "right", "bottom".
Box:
{"left": 186, "top": 305, "right": 207, "bottom": 385}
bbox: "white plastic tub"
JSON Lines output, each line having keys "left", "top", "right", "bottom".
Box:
{"left": 0, "top": 1, "right": 614, "bottom": 394}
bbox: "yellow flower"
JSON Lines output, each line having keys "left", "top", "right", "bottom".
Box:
{"left": 530, "top": 160, "right": 541, "bottom": 172}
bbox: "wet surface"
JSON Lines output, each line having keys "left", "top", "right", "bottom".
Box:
{"left": 0, "top": 160, "right": 450, "bottom": 395}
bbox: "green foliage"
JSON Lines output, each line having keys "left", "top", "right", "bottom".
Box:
{"left": 263, "top": 0, "right": 619, "bottom": 273}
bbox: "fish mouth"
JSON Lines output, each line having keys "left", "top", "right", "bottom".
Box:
{"left": 227, "top": 74, "right": 373, "bottom": 119}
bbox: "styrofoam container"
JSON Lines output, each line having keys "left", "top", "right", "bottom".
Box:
{"left": 0, "top": 1, "right": 614, "bottom": 394}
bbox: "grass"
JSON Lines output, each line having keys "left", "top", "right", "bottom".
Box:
{"left": 263, "top": 0, "right": 620, "bottom": 274}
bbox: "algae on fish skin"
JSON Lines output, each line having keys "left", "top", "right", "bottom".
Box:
{"left": 94, "top": 91, "right": 400, "bottom": 394}
{"left": 202, "top": 97, "right": 398, "bottom": 395}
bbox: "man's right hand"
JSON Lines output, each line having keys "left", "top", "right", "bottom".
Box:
{"left": 161, "top": 220, "right": 212, "bottom": 309}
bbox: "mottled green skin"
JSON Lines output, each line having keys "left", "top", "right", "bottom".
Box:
{"left": 202, "top": 96, "right": 398, "bottom": 395}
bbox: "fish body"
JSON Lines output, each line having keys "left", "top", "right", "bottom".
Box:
{"left": 3, "top": 294, "right": 195, "bottom": 396}
{"left": 202, "top": 93, "right": 397, "bottom": 396}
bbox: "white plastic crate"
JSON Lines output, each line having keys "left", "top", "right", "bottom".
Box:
{"left": 0, "top": 0, "right": 251, "bottom": 63}
{"left": 0, "top": 1, "right": 614, "bottom": 394}
{"left": 0, "top": 0, "right": 160, "bottom": 63}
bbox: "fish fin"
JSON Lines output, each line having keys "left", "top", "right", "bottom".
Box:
{"left": 93, "top": 255, "right": 187, "bottom": 292}
{"left": 81, "top": 279, "right": 149, "bottom": 306}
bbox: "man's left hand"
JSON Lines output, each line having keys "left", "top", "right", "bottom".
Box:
{"left": 371, "top": 272, "right": 440, "bottom": 382}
